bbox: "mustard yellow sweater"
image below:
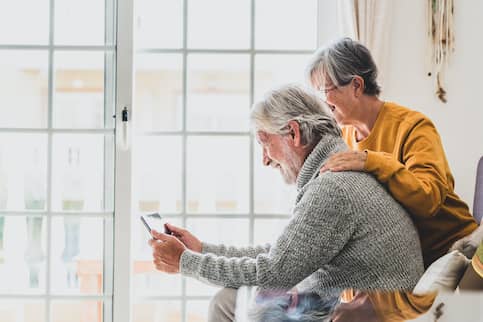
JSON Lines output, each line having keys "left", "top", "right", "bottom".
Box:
{"left": 342, "top": 101, "right": 477, "bottom": 267}
{"left": 341, "top": 102, "right": 478, "bottom": 321}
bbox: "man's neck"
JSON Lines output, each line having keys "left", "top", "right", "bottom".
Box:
{"left": 296, "top": 135, "right": 347, "bottom": 189}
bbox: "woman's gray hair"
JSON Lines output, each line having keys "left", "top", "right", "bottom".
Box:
{"left": 250, "top": 84, "right": 342, "bottom": 146}
{"left": 306, "top": 37, "right": 381, "bottom": 96}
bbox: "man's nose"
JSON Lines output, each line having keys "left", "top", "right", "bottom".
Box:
{"left": 262, "top": 150, "right": 271, "bottom": 166}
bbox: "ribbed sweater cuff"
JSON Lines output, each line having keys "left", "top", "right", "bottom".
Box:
{"left": 364, "top": 150, "right": 380, "bottom": 172}
{"left": 201, "top": 242, "right": 218, "bottom": 254}
{"left": 364, "top": 150, "right": 394, "bottom": 177}
{"left": 180, "top": 249, "right": 203, "bottom": 276}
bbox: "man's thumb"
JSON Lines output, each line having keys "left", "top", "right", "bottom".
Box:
{"left": 165, "top": 222, "right": 182, "bottom": 234}
{"left": 151, "top": 229, "right": 170, "bottom": 241}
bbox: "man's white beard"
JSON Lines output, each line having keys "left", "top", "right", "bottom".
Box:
{"left": 279, "top": 143, "right": 303, "bottom": 185}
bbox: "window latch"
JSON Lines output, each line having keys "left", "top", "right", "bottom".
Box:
{"left": 116, "top": 106, "right": 131, "bottom": 151}
{"left": 122, "top": 106, "right": 129, "bottom": 122}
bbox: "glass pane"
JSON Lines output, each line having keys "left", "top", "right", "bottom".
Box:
{"left": 186, "top": 219, "right": 249, "bottom": 249}
{"left": 186, "top": 301, "right": 210, "bottom": 322}
{"left": 135, "top": 0, "right": 183, "bottom": 49}
{"left": 187, "top": 54, "right": 250, "bottom": 132}
{"left": 0, "top": 134, "right": 47, "bottom": 211}
{"left": 51, "top": 134, "right": 114, "bottom": 213}
{"left": 0, "top": 301, "right": 45, "bottom": 322}
{"left": 186, "top": 278, "right": 219, "bottom": 297}
{"left": 0, "top": 0, "right": 49, "bottom": 45}
{"left": 135, "top": 54, "right": 183, "bottom": 131}
{"left": 133, "top": 217, "right": 182, "bottom": 297}
{"left": 187, "top": 137, "right": 249, "bottom": 214}
{"left": 133, "top": 301, "right": 182, "bottom": 322}
{"left": 254, "top": 218, "right": 290, "bottom": 246}
{"left": 0, "top": 216, "right": 47, "bottom": 293}
{"left": 0, "top": 51, "right": 48, "bottom": 128}
{"left": 188, "top": 0, "right": 250, "bottom": 49}
{"left": 51, "top": 217, "right": 104, "bottom": 294}
{"left": 255, "top": 0, "right": 317, "bottom": 50}
{"left": 185, "top": 218, "right": 249, "bottom": 296}
{"left": 254, "top": 54, "right": 312, "bottom": 101}
{"left": 54, "top": 0, "right": 105, "bottom": 45}
{"left": 53, "top": 52, "right": 105, "bottom": 129}
{"left": 253, "top": 143, "right": 296, "bottom": 214}
{"left": 51, "top": 301, "right": 103, "bottom": 322}
{"left": 134, "top": 136, "right": 182, "bottom": 214}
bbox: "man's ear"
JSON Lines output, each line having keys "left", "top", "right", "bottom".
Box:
{"left": 287, "top": 120, "right": 302, "bottom": 147}
{"left": 352, "top": 76, "right": 365, "bottom": 97}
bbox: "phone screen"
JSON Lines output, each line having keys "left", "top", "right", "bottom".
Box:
{"left": 140, "top": 213, "right": 172, "bottom": 237}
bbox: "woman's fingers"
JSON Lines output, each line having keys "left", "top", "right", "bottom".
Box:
{"left": 321, "top": 151, "right": 367, "bottom": 173}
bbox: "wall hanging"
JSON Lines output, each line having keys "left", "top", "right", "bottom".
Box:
{"left": 427, "top": 0, "right": 455, "bottom": 103}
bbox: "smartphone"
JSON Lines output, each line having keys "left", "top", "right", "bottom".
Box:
{"left": 140, "top": 213, "right": 172, "bottom": 238}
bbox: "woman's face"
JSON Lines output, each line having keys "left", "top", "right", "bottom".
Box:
{"left": 312, "top": 76, "right": 357, "bottom": 126}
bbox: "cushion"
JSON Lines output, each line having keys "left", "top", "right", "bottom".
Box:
{"left": 413, "top": 250, "right": 470, "bottom": 295}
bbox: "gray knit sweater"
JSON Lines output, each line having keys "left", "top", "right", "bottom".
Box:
{"left": 180, "top": 135, "right": 424, "bottom": 298}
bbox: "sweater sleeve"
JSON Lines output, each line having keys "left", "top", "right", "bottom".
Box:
{"left": 180, "top": 180, "right": 354, "bottom": 290}
{"left": 201, "top": 242, "right": 271, "bottom": 258}
{"left": 364, "top": 118, "right": 449, "bottom": 218}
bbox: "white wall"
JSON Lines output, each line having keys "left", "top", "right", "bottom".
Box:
{"left": 318, "top": 0, "right": 483, "bottom": 212}
{"left": 383, "top": 0, "right": 483, "bottom": 212}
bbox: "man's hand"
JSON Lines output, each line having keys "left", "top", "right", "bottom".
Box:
{"left": 449, "top": 224, "right": 483, "bottom": 258}
{"left": 149, "top": 230, "right": 187, "bottom": 274}
{"left": 165, "top": 223, "right": 202, "bottom": 253}
{"left": 320, "top": 151, "right": 367, "bottom": 173}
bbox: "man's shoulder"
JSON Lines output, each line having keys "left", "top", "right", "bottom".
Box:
{"left": 312, "top": 170, "right": 377, "bottom": 188}
{"left": 301, "top": 170, "right": 378, "bottom": 199}
{"left": 301, "top": 170, "right": 399, "bottom": 211}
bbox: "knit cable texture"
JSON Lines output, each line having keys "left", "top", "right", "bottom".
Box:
{"left": 181, "top": 135, "right": 424, "bottom": 297}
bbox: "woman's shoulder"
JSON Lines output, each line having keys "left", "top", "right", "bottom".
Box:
{"left": 383, "top": 102, "right": 434, "bottom": 128}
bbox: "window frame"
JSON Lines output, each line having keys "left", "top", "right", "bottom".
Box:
{"left": 116, "top": 0, "right": 328, "bottom": 321}
{"left": 0, "top": 0, "right": 118, "bottom": 320}
{"left": 0, "top": 0, "right": 329, "bottom": 321}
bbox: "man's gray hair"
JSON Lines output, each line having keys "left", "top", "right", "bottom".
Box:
{"left": 250, "top": 84, "right": 341, "bottom": 146}
{"left": 306, "top": 37, "right": 381, "bottom": 96}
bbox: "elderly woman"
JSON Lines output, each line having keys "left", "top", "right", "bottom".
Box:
{"left": 306, "top": 38, "right": 479, "bottom": 321}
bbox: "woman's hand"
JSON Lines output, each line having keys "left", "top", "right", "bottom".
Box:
{"left": 320, "top": 151, "right": 368, "bottom": 173}
{"left": 165, "top": 223, "right": 203, "bottom": 253}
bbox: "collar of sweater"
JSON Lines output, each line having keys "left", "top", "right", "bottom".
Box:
{"left": 296, "top": 135, "right": 348, "bottom": 190}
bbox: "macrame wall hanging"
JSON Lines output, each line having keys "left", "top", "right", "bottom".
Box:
{"left": 427, "top": 0, "right": 455, "bottom": 103}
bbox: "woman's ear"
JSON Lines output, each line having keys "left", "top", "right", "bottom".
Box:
{"left": 287, "top": 120, "right": 302, "bottom": 147}
{"left": 352, "top": 76, "right": 365, "bottom": 97}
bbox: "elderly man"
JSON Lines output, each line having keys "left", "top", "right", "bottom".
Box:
{"left": 149, "top": 84, "right": 424, "bottom": 322}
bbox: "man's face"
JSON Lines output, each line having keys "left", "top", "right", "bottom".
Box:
{"left": 256, "top": 130, "right": 304, "bottom": 185}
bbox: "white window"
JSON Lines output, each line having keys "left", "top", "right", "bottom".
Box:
{"left": 0, "top": 0, "right": 323, "bottom": 321}
{"left": 130, "top": 0, "right": 319, "bottom": 321}
{"left": 0, "top": 0, "right": 116, "bottom": 320}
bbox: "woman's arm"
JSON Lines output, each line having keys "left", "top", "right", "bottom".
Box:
{"left": 322, "top": 118, "right": 451, "bottom": 218}
{"left": 364, "top": 118, "right": 449, "bottom": 217}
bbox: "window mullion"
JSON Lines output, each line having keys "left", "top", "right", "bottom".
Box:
{"left": 113, "top": 0, "right": 135, "bottom": 321}
{"left": 181, "top": 0, "right": 188, "bottom": 321}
